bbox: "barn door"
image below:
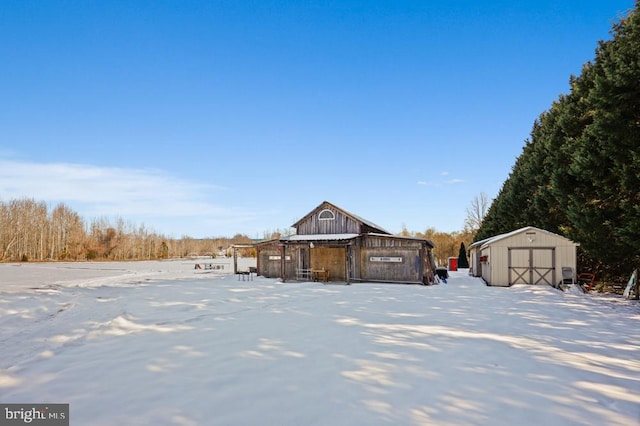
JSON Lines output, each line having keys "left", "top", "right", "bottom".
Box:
{"left": 508, "top": 248, "right": 555, "bottom": 285}
{"left": 298, "top": 248, "right": 309, "bottom": 271}
{"left": 311, "top": 247, "right": 346, "bottom": 281}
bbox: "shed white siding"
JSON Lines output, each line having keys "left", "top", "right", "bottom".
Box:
{"left": 476, "top": 227, "right": 578, "bottom": 287}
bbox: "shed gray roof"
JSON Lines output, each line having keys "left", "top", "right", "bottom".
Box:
{"left": 468, "top": 236, "right": 493, "bottom": 250}
{"left": 470, "top": 226, "right": 578, "bottom": 250}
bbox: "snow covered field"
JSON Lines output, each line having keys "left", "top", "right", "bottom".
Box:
{"left": 1, "top": 260, "right": 639, "bottom": 425}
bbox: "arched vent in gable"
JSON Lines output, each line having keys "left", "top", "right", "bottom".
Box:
{"left": 318, "top": 209, "right": 335, "bottom": 221}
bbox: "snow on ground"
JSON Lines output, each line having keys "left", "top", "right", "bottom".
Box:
{"left": 1, "top": 261, "right": 639, "bottom": 425}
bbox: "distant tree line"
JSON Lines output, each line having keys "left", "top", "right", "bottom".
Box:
{"left": 476, "top": 3, "right": 639, "bottom": 281}
{"left": 401, "top": 226, "right": 475, "bottom": 267}
{"left": 0, "top": 198, "right": 255, "bottom": 262}
{"left": 2, "top": 196, "right": 478, "bottom": 267}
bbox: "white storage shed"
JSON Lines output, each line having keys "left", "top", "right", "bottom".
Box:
{"left": 469, "top": 226, "right": 578, "bottom": 287}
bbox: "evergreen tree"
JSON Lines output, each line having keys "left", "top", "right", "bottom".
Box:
{"left": 476, "top": 2, "right": 639, "bottom": 278}
{"left": 457, "top": 242, "right": 469, "bottom": 269}
{"left": 563, "top": 5, "right": 640, "bottom": 270}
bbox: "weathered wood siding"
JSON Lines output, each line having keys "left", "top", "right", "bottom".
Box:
{"left": 361, "top": 236, "right": 423, "bottom": 249}
{"left": 256, "top": 242, "right": 302, "bottom": 279}
{"left": 359, "top": 248, "right": 421, "bottom": 282}
{"left": 348, "top": 245, "right": 361, "bottom": 281}
{"left": 257, "top": 247, "right": 284, "bottom": 278}
{"left": 279, "top": 202, "right": 436, "bottom": 284}
{"left": 355, "top": 235, "right": 426, "bottom": 283}
{"left": 296, "top": 207, "right": 361, "bottom": 235}
{"left": 281, "top": 244, "right": 302, "bottom": 280}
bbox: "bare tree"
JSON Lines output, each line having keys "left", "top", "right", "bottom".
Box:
{"left": 0, "top": 197, "right": 263, "bottom": 262}
{"left": 464, "top": 192, "right": 490, "bottom": 232}
{"left": 50, "top": 203, "right": 85, "bottom": 260}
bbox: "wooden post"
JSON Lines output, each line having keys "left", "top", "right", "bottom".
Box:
{"left": 233, "top": 246, "right": 238, "bottom": 274}
{"left": 345, "top": 245, "right": 350, "bottom": 285}
{"left": 256, "top": 245, "right": 261, "bottom": 277}
{"left": 280, "top": 244, "right": 286, "bottom": 282}
{"left": 419, "top": 246, "right": 425, "bottom": 284}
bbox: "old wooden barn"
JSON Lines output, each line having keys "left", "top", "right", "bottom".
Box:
{"left": 256, "top": 201, "right": 436, "bottom": 284}
{"left": 468, "top": 226, "right": 578, "bottom": 287}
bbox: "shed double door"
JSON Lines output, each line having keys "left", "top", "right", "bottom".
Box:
{"left": 508, "top": 247, "right": 555, "bottom": 285}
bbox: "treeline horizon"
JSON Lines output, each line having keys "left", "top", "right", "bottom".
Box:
{"left": 477, "top": 2, "right": 639, "bottom": 281}
{"left": 0, "top": 198, "right": 259, "bottom": 262}
{"left": 0, "top": 197, "right": 472, "bottom": 265}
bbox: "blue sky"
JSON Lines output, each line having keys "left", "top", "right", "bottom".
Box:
{"left": 0, "top": 0, "right": 634, "bottom": 238}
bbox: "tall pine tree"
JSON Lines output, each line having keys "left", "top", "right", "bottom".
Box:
{"left": 457, "top": 242, "right": 469, "bottom": 269}
{"left": 477, "top": 2, "right": 640, "bottom": 278}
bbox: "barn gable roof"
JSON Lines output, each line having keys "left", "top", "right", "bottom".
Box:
{"left": 291, "top": 201, "right": 391, "bottom": 235}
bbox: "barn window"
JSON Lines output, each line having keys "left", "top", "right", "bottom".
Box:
{"left": 318, "top": 209, "right": 335, "bottom": 220}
